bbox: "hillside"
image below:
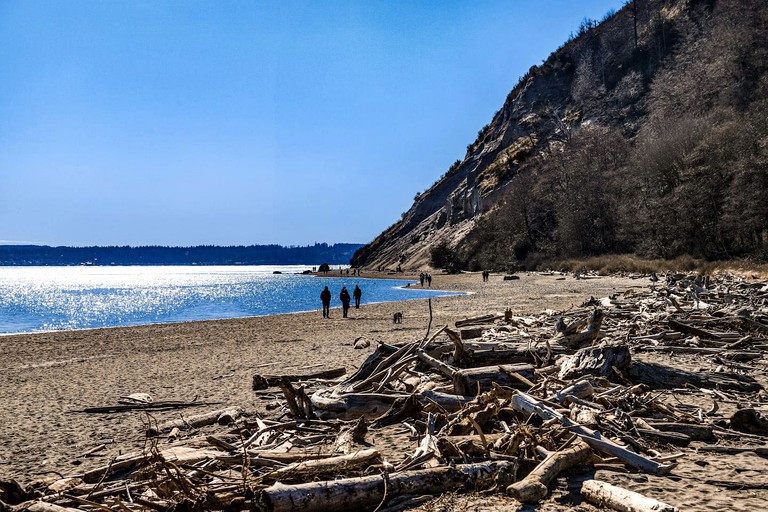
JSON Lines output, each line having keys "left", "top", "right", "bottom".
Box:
{"left": 0, "top": 243, "right": 361, "bottom": 266}
{"left": 352, "top": 0, "right": 768, "bottom": 271}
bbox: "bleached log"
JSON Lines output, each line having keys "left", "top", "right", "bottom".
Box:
{"left": 147, "top": 407, "right": 243, "bottom": 436}
{"left": 264, "top": 448, "right": 381, "bottom": 483}
{"left": 253, "top": 367, "right": 346, "bottom": 390}
{"left": 310, "top": 389, "right": 407, "bottom": 419}
{"left": 455, "top": 313, "right": 502, "bottom": 327}
{"left": 580, "top": 479, "right": 679, "bottom": 512}
{"left": 507, "top": 439, "right": 591, "bottom": 503}
{"left": 256, "top": 461, "right": 515, "bottom": 512}
{"left": 453, "top": 363, "right": 535, "bottom": 396}
{"left": 509, "top": 391, "right": 672, "bottom": 475}
{"left": 15, "top": 502, "right": 82, "bottom": 512}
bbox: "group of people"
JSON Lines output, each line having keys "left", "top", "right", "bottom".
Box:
{"left": 320, "top": 284, "right": 362, "bottom": 318}
{"left": 419, "top": 272, "right": 433, "bottom": 287}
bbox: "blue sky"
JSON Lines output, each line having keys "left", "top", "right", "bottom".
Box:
{"left": 0, "top": 1, "right": 625, "bottom": 247}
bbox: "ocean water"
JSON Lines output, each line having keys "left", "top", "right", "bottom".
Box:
{"left": 0, "top": 266, "right": 457, "bottom": 334}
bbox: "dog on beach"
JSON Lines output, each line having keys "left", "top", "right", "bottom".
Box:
{"left": 393, "top": 311, "right": 403, "bottom": 324}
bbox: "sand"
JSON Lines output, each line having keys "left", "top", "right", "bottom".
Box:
{"left": 1, "top": 271, "right": 766, "bottom": 511}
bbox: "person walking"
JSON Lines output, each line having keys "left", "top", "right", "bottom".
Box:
{"left": 426, "top": 273, "right": 432, "bottom": 287}
{"left": 339, "top": 286, "right": 351, "bottom": 318}
{"left": 419, "top": 273, "right": 425, "bottom": 287}
{"left": 320, "top": 286, "right": 331, "bottom": 318}
{"left": 353, "top": 285, "right": 362, "bottom": 308}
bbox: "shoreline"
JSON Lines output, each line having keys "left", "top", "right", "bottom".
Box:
{"left": 0, "top": 270, "right": 455, "bottom": 337}
{"left": 1, "top": 272, "right": 638, "bottom": 481}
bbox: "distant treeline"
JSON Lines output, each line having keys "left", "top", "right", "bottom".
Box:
{"left": 0, "top": 243, "right": 362, "bottom": 266}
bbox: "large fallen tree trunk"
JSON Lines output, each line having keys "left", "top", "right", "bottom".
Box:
{"left": 256, "top": 461, "right": 515, "bottom": 512}
{"left": 580, "top": 479, "right": 679, "bottom": 512}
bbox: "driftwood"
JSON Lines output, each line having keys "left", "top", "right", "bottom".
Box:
{"left": 147, "top": 407, "right": 243, "bottom": 436}
{"left": 509, "top": 391, "right": 672, "bottom": 475}
{"left": 559, "top": 342, "right": 630, "bottom": 380}
{"left": 453, "top": 363, "right": 535, "bottom": 395}
{"left": 554, "top": 309, "right": 604, "bottom": 348}
{"left": 252, "top": 367, "right": 347, "bottom": 390}
{"left": 455, "top": 313, "right": 503, "bottom": 327}
{"left": 627, "top": 361, "right": 762, "bottom": 392}
{"left": 581, "top": 479, "right": 679, "bottom": 512}
{"left": 310, "top": 389, "right": 407, "bottom": 419}
{"left": 263, "top": 448, "right": 381, "bottom": 483}
{"left": 256, "top": 461, "right": 515, "bottom": 512}
{"left": 506, "top": 438, "right": 591, "bottom": 503}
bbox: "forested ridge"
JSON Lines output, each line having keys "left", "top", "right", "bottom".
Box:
{"left": 352, "top": 0, "right": 768, "bottom": 271}
{"left": 0, "top": 243, "right": 361, "bottom": 266}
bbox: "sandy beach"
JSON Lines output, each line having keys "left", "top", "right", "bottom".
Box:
{"left": 2, "top": 271, "right": 766, "bottom": 511}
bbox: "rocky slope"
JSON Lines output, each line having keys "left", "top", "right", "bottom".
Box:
{"left": 352, "top": 0, "right": 768, "bottom": 270}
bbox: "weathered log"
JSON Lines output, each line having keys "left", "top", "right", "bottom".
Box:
{"left": 310, "top": 389, "right": 407, "bottom": 419}
{"left": 509, "top": 391, "right": 672, "bottom": 475}
{"left": 335, "top": 417, "right": 369, "bottom": 454}
{"left": 667, "top": 319, "right": 721, "bottom": 339}
{"left": 453, "top": 364, "right": 535, "bottom": 396}
{"left": 147, "top": 406, "right": 243, "bottom": 436}
{"left": 547, "top": 380, "right": 595, "bottom": 404}
{"left": 416, "top": 348, "right": 459, "bottom": 378}
{"left": 553, "top": 309, "right": 604, "bottom": 349}
{"left": 580, "top": 479, "right": 679, "bottom": 512}
{"left": 455, "top": 313, "right": 502, "bottom": 327}
{"left": 636, "top": 429, "right": 690, "bottom": 447}
{"left": 559, "top": 342, "right": 630, "bottom": 380}
{"left": 80, "top": 446, "right": 227, "bottom": 483}
{"left": 256, "top": 461, "right": 515, "bottom": 512}
{"left": 263, "top": 448, "right": 381, "bottom": 483}
{"left": 14, "top": 502, "right": 82, "bottom": 512}
{"left": 506, "top": 438, "right": 591, "bottom": 503}
{"left": 252, "top": 367, "right": 348, "bottom": 390}
{"left": 645, "top": 422, "right": 715, "bottom": 441}
{"left": 627, "top": 361, "right": 763, "bottom": 392}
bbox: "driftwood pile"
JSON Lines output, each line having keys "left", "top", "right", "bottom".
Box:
{"left": 3, "top": 272, "right": 768, "bottom": 512}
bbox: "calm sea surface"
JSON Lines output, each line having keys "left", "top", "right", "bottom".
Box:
{"left": 0, "top": 266, "right": 457, "bottom": 334}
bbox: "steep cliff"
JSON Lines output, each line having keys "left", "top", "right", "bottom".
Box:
{"left": 353, "top": 0, "right": 768, "bottom": 270}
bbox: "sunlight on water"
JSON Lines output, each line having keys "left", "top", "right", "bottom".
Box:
{"left": 0, "top": 266, "right": 456, "bottom": 334}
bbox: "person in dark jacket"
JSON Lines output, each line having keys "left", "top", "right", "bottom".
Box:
{"left": 353, "top": 285, "right": 362, "bottom": 308}
{"left": 339, "top": 286, "right": 351, "bottom": 318}
{"left": 320, "top": 286, "right": 332, "bottom": 318}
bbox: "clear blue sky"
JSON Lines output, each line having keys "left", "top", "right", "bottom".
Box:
{"left": 0, "top": 1, "right": 624, "bottom": 247}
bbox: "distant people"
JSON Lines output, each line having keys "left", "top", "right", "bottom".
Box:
{"left": 340, "top": 286, "right": 351, "bottom": 318}
{"left": 353, "top": 285, "right": 362, "bottom": 308}
{"left": 482, "top": 270, "right": 490, "bottom": 282}
{"left": 426, "top": 273, "right": 432, "bottom": 287}
{"left": 320, "top": 286, "right": 332, "bottom": 318}
{"left": 420, "top": 273, "right": 425, "bottom": 287}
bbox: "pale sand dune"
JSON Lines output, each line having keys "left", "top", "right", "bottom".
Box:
{"left": 1, "top": 271, "right": 765, "bottom": 511}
